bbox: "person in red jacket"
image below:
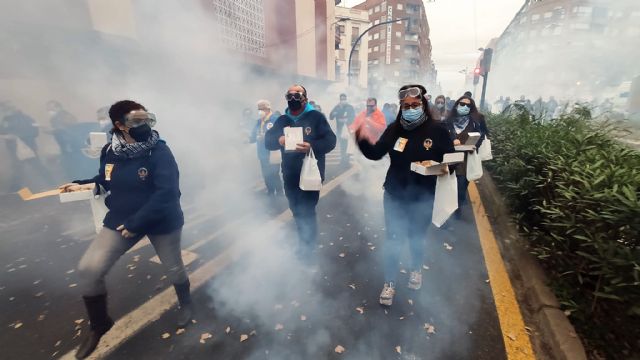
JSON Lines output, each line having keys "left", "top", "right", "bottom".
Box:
{"left": 349, "top": 97, "right": 386, "bottom": 144}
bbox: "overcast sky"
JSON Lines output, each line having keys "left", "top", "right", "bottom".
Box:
{"left": 342, "top": 0, "right": 524, "bottom": 96}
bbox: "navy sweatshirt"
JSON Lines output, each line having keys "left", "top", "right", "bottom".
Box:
{"left": 76, "top": 140, "right": 184, "bottom": 235}
{"left": 264, "top": 109, "right": 336, "bottom": 185}
{"left": 358, "top": 120, "right": 455, "bottom": 201}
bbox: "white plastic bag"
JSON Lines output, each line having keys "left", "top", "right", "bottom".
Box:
{"left": 299, "top": 148, "right": 322, "bottom": 191}
{"left": 432, "top": 171, "right": 458, "bottom": 227}
{"left": 479, "top": 138, "right": 493, "bottom": 161}
{"left": 346, "top": 132, "right": 356, "bottom": 155}
{"left": 466, "top": 151, "right": 484, "bottom": 181}
{"left": 16, "top": 138, "right": 36, "bottom": 161}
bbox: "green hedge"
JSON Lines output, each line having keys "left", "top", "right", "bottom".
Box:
{"left": 485, "top": 106, "right": 640, "bottom": 359}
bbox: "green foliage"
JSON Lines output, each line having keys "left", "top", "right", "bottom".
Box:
{"left": 486, "top": 107, "right": 640, "bottom": 359}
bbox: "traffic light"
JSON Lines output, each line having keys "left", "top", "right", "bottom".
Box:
{"left": 473, "top": 67, "right": 481, "bottom": 85}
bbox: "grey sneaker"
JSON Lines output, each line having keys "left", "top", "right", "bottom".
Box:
{"left": 408, "top": 271, "right": 422, "bottom": 290}
{"left": 379, "top": 283, "right": 396, "bottom": 306}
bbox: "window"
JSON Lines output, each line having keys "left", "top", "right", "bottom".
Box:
{"left": 374, "top": 19, "right": 380, "bottom": 25}
{"left": 368, "top": 9, "right": 373, "bottom": 15}
{"left": 374, "top": 5, "right": 380, "bottom": 13}
{"left": 352, "top": 27, "right": 360, "bottom": 37}
{"left": 531, "top": 14, "right": 540, "bottom": 22}
{"left": 373, "top": 46, "right": 379, "bottom": 52}
{"left": 394, "top": 71, "right": 400, "bottom": 77}
{"left": 373, "top": 33, "right": 379, "bottom": 40}
{"left": 394, "top": 58, "right": 400, "bottom": 63}
{"left": 380, "top": 30, "right": 386, "bottom": 39}
{"left": 396, "top": 31, "right": 401, "bottom": 38}
{"left": 368, "top": 35, "right": 373, "bottom": 41}
{"left": 544, "top": 12, "right": 552, "bottom": 19}
{"left": 397, "top": 4, "right": 403, "bottom": 10}
{"left": 573, "top": 6, "right": 592, "bottom": 16}
{"left": 373, "top": 59, "right": 379, "bottom": 65}
{"left": 368, "top": 47, "right": 372, "bottom": 53}
{"left": 395, "top": 45, "right": 400, "bottom": 50}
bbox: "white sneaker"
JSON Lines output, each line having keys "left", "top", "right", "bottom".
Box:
{"left": 408, "top": 271, "right": 422, "bottom": 290}
{"left": 379, "top": 283, "right": 396, "bottom": 306}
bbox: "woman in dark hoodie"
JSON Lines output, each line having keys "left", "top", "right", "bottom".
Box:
{"left": 356, "top": 85, "right": 454, "bottom": 306}
{"left": 444, "top": 95, "right": 488, "bottom": 216}
{"left": 59, "top": 100, "right": 191, "bottom": 359}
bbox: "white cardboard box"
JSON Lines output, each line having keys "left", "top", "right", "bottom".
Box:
{"left": 411, "top": 161, "right": 446, "bottom": 176}
{"left": 411, "top": 152, "right": 466, "bottom": 176}
{"left": 284, "top": 126, "right": 303, "bottom": 152}
{"left": 89, "top": 132, "right": 107, "bottom": 150}
{"left": 59, "top": 189, "right": 94, "bottom": 203}
{"left": 455, "top": 132, "right": 481, "bottom": 152}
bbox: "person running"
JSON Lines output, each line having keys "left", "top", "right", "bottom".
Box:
{"left": 265, "top": 85, "right": 336, "bottom": 262}
{"left": 355, "top": 85, "right": 454, "bottom": 306}
{"left": 443, "top": 95, "right": 488, "bottom": 218}
{"left": 59, "top": 100, "right": 192, "bottom": 359}
{"left": 329, "top": 93, "right": 355, "bottom": 164}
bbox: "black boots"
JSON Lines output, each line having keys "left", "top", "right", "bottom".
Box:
{"left": 174, "top": 279, "right": 193, "bottom": 328}
{"left": 76, "top": 294, "right": 114, "bottom": 359}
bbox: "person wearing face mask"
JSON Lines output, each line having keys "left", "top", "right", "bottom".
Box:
{"left": 250, "top": 99, "right": 283, "bottom": 197}
{"left": 329, "top": 93, "right": 355, "bottom": 164}
{"left": 349, "top": 97, "right": 386, "bottom": 144}
{"left": 430, "top": 95, "right": 449, "bottom": 122}
{"left": 355, "top": 85, "right": 454, "bottom": 306}
{"left": 444, "top": 95, "right": 488, "bottom": 218}
{"left": 59, "top": 100, "right": 192, "bottom": 359}
{"left": 265, "top": 85, "right": 336, "bottom": 263}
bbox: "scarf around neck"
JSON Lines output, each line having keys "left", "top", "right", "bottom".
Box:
{"left": 399, "top": 111, "right": 427, "bottom": 131}
{"left": 111, "top": 130, "right": 160, "bottom": 158}
{"left": 454, "top": 115, "right": 471, "bottom": 134}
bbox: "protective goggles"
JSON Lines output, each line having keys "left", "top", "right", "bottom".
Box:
{"left": 124, "top": 110, "right": 157, "bottom": 128}
{"left": 285, "top": 92, "right": 305, "bottom": 101}
{"left": 398, "top": 87, "right": 423, "bottom": 100}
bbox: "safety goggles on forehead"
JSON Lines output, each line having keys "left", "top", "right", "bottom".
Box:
{"left": 398, "top": 87, "right": 423, "bottom": 100}
{"left": 124, "top": 110, "right": 157, "bottom": 128}
{"left": 285, "top": 92, "right": 305, "bottom": 101}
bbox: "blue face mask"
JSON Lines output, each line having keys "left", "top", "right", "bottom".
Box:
{"left": 457, "top": 105, "right": 471, "bottom": 116}
{"left": 402, "top": 108, "right": 423, "bottom": 122}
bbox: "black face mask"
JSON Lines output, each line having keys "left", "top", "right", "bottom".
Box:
{"left": 128, "top": 124, "right": 152, "bottom": 142}
{"left": 288, "top": 100, "right": 303, "bottom": 111}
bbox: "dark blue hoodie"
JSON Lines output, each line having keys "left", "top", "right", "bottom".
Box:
{"left": 264, "top": 105, "right": 336, "bottom": 184}
{"left": 75, "top": 140, "right": 184, "bottom": 235}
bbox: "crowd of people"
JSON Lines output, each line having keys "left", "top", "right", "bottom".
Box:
{"left": 0, "top": 101, "right": 112, "bottom": 193}
{"left": 4, "top": 82, "right": 489, "bottom": 359}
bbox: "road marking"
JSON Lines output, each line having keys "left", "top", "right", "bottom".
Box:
{"left": 468, "top": 182, "right": 535, "bottom": 359}
{"left": 149, "top": 250, "right": 198, "bottom": 267}
{"left": 59, "top": 165, "right": 358, "bottom": 360}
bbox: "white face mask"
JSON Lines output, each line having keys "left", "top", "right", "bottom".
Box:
{"left": 258, "top": 110, "right": 266, "bottom": 118}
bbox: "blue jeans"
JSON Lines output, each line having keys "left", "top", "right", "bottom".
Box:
{"left": 283, "top": 181, "right": 320, "bottom": 261}
{"left": 382, "top": 192, "right": 433, "bottom": 284}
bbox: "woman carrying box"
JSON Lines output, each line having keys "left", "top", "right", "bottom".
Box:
{"left": 355, "top": 85, "right": 454, "bottom": 306}
{"left": 59, "top": 100, "right": 191, "bottom": 359}
{"left": 444, "top": 95, "right": 488, "bottom": 218}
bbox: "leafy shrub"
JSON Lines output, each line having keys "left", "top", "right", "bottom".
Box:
{"left": 486, "top": 107, "right": 640, "bottom": 359}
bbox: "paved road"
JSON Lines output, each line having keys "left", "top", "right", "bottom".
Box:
{"left": 1, "top": 145, "right": 526, "bottom": 359}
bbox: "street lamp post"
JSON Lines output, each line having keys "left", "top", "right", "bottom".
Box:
{"left": 347, "top": 17, "right": 409, "bottom": 87}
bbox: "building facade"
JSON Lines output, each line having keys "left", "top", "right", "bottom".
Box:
{"left": 334, "top": 6, "right": 371, "bottom": 88}
{"left": 490, "top": 0, "right": 640, "bottom": 102}
{"left": 354, "top": 0, "right": 436, "bottom": 96}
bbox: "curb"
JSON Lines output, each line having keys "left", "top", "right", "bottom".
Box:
{"left": 475, "top": 172, "right": 587, "bottom": 360}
